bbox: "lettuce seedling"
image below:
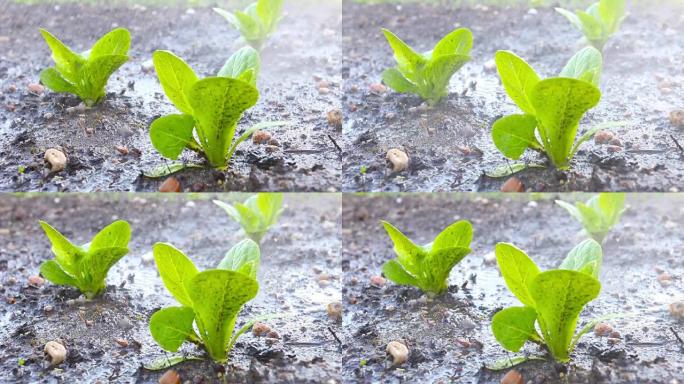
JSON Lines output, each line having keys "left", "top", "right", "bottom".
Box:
{"left": 213, "top": 193, "right": 284, "bottom": 244}
{"left": 380, "top": 220, "right": 472, "bottom": 295}
{"left": 38, "top": 220, "right": 130, "bottom": 299}
{"left": 492, "top": 47, "right": 604, "bottom": 170}
{"left": 556, "top": 0, "right": 626, "bottom": 50}
{"left": 491, "top": 240, "right": 603, "bottom": 362}
{"left": 381, "top": 28, "right": 472, "bottom": 106}
{"left": 556, "top": 193, "right": 625, "bottom": 243}
{"left": 149, "top": 240, "right": 261, "bottom": 362}
{"left": 39, "top": 28, "right": 130, "bottom": 106}
{"left": 213, "top": 0, "right": 283, "bottom": 50}
{"left": 149, "top": 48, "right": 282, "bottom": 169}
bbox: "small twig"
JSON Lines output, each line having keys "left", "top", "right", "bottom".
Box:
{"left": 327, "top": 326, "right": 342, "bottom": 346}
{"left": 670, "top": 327, "right": 684, "bottom": 346}
{"left": 670, "top": 135, "right": 684, "bottom": 154}
{"left": 327, "top": 134, "right": 342, "bottom": 153}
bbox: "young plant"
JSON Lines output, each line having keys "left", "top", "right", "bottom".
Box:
{"left": 149, "top": 240, "right": 261, "bottom": 362}
{"left": 213, "top": 0, "right": 284, "bottom": 50}
{"left": 381, "top": 28, "right": 473, "bottom": 106}
{"left": 556, "top": 0, "right": 626, "bottom": 50}
{"left": 492, "top": 47, "right": 604, "bottom": 170}
{"left": 380, "top": 220, "right": 472, "bottom": 295}
{"left": 149, "top": 47, "right": 282, "bottom": 169}
{"left": 39, "top": 28, "right": 130, "bottom": 106}
{"left": 213, "top": 193, "right": 284, "bottom": 244}
{"left": 38, "top": 220, "right": 131, "bottom": 298}
{"left": 555, "top": 193, "right": 625, "bottom": 243}
{"left": 491, "top": 240, "right": 603, "bottom": 362}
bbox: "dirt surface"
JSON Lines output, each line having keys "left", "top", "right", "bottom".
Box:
{"left": 0, "top": 0, "right": 342, "bottom": 192}
{"left": 341, "top": 1, "right": 684, "bottom": 192}
{"left": 0, "top": 193, "right": 342, "bottom": 383}
{"left": 341, "top": 193, "right": 684, "bottom": 383}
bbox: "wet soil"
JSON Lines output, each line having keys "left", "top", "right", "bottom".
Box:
{"left": 342, "top": 2, "right": 684, "bottom": 192}
{"left": 341, "top": 193, "right": 684, "bottom": 383}
{"left": 0, "top": 0, "right": 342, "bottom": 192}
{"left": 0, "top": 193, "right": 342, "bottom": 383}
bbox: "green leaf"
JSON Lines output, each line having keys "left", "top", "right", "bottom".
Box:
{"left": 491, "top": 306, "right": 538, "bottom": 352}
{"left": 218, "top": 47, "right": 261, "bottom": 87}
{"left": 226, "top": 121, "right": 289, "bottom": 165}
{"left": 423, "top": 53, "right": 470, "bottom": 102}
{"left": 153, "top": 50, "right": 199, "bottom": 115}
{"left": 143, "top": 355, "right": 203, "bottom": 371}
{"left": 382, "top": 259, "right": 419, "bottom": 286}
{"left": 530, "top": 270, "right": 601, "bottom": 362}
{"left": 256, "top": 0, "right": 284, "bottom": 33}
{"left": 89, "top": 220, "right": 131, "bottom": 251}
{"left": 85, "top": 246, "right": 129, "bottom": 283}
{"left": 555, "top": 8, "right": 585, "bottom": 32}
{"left": 149, "top": 306, "right": 196, "bottom": 352}
{"left": 431, "top": 220, "right": 472, "bottom": 251}
{"left": 495, "top": 243, "right": 541, "bottom": 307}
{"left": 577, "top": 11, "right": 604, "bottom": 42}
{"left": 559, "top": 239, "right": 603, "bottom": 279}
{"left": 153, "top": 243, "right": 199, "bottom": 307}
{"left": 530, "top": 78, "right": 601, "bottom": 169}
{"left": 555, "top": 200, "right": 584, "bottom": 224}
{"left": 382, "top": 68, "right": 418, "bottom": 94}
{"left": 492, "top": 114, "right": 539, "bottom": 160}
{"left": 381, "top": 28, "right": 425, "bottom": 79}
{"left": 381, "top": 221, "right": 425, "bottom": 276}
{"left": 234, "top": 10, "right": 262, "bottom": 41}
{"left": 88, "top": 27, "right": 130, "bottom": 59}
{"left": 597, "top": 193, "right": 626, "bottom": 228}
{"left": 150, "top": 114, "right": 196, "bottom": 160}
{"left": 213, "top": 200, "right": 243, "bottom": 224}
{"left": 432, "top": 28, "right": 472, "bottom": 58}
{"left": 218, "top": 239, "right": 261, "bottom": 279}
{"left": 188, "top": 270, "right": 259, "bottom": 362}
{"left": 559, "top": 47, "right": 603, "bottom": 87}
{"left": 424, "top": 246, "right": 471, "bottom": 293}
{"left": 40, "top": 260, "right": 78, "bottom": 286}
{"left": 255, "top": 193, "right": 284, "bottom": 226}
{"left": 598, "top": 0, "right": 626, "bottom": 34}
{"left": 485, "top": 356, "right": 547, "bottom": 371}
{"left": 495, "top": 50, "right": 540, "bottom": 115}
{"left": 485, "top": 163, "right": 545, "bottom": 178}
{"left": 39, "top": 28, "right": 85, "bottom": 83}
{"left": 142, "top": 163, "right": 204, "bottom": 178}
{"left": 189, "top": 77, "right": 259, "bottom": 168}
{"left": 234, "top": 202, "right": 262, "bottom": 233}
{"left": 39, "top": 221, "right": 86, "bottom": 275}
{"left": 81, "top": 54, "right": 128, "bottom": 104}
{"left": 40, "top": 68, "right": 76, "bottom": 93}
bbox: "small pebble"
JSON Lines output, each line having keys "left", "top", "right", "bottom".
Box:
{"left": 44, "top": 148, "right": 67, "bottom": 173}
{"left": 669, "top": 301, "right": 684, "bottom": 320}
{"left": 370, "top": 275, "right": 386, "bottom": 287}
{"left": 115, "top": 338, "right": 129, "bottom": 347}
{"left": 483, "top": 59, "right": 496, "bottom": 72}
{"left": 501, "top": 177, "right": 524, "bottom": 192}
{"left": 252, "top": 322, "right": 272, "bottom": 337}
{"left": 253, "top": 130, "right": 272, "bottom": 144}
{"left": 28, "top": 275, "right": 45, "bottom": 287}
{"left": 594, "top": 322, "right": 613, "bottom": 337}
{"left": 28, "top": 83, "right": 45, "bottom": 94}
{"left": 44, "top": 341, "right": 66, "bottom": 366}
{"left": 159, "top": 177, "right": 181, "bottom": 193}
{"left": 327, "top": 109, "right": 343, "bottom": 129}
{"left": 501, "top": 369, "right": 523, "bottom": 384}
{"left": 326, "top": 302, "right": 342, "bottom": 320}
{"left": 44, "top": 305, "right": 54, "bottom": 313}
{"left": 370, "top": 83, "right": 387, "bottom": 94}
{"left": 115, "top": 145, "right": 129, "bottom": 155}
{"left": 594, "top": 130, "right": 615, "bottom": 145}
{"left": 456, "top": 338, "right": 471, "bottom": 348}
{"left": 670, "top": 110, "right": 684, "bottom": 128}
{"left": 386, "top": 341, "right": 408, "bottom": 365}
{"left": 386, "top": 148, "right": 409, "bottom": 172}
{"left": 141, "top": 59, "right": 154, "bottom": 73}
{"left": 159, "top": 369, "right": 181, "bottom": 384}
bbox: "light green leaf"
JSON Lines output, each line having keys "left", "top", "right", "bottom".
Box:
{"left": 381, "top": 221, "right": 425, "bottom": 276}
{"left": 40, "top": 68, "right": 76, "bottom": 93}
{"left": 218, "top": 47, "right": 260, "bottom": 87}
{"left": 559, "top": 47, "right": 603, "bottom": 87}
{"left": 153, "top": 243, "right": 199, "bottom": 307}
{"left": 424, "top": 246, "right": 471, "bottom": 293}
{"left": 559, "top": 239, "right": 603, "bottom": 279}
{"left": 89, "top": 220, "right": 131, "bottom": 251}
{"left": 491, "top": 306, "right": 538, "bottom": 352}
{"left": 432, "top": 28, "right": 472, "bottom": 58}
{"left": 256, "top": 193, "right": 284, "bottom": 226}
{"left": 81, "top": 54, "right": 128, "bottom": 103}
{"left": 217, "top": 239, "right": 261, "bottom": 279}
{"left": 39, "top": 221, "right": 85, "bottom": 275}
{"left": 256, "top": 0, "right": 283, "bottom": 33}
{"left": 153, "top": 50, "right": 199, "bottom": 115}
{"left": 382, "top": 68, "right": 418, "bottom": 94}
{"left": 85, "top": 246, "right": 129, "bottom": 283}
{"left": 492, "top": 114, "right": 539, "bottom": 160}
{"left": 39, "top": 28, "right": 85, "bottom": 83}
{"left": 555, "top": 8, "right": 585, "bottom": 32}
{"left": 150, "top": 114, "right": 196, "bottom": 160}
{"left": 234, "top": 11, "right": 261, "bottom": 40}
{"left": 189, "top": 77, "right": 259, "bottom": 168}
{"left": 381, "top": 28, "right": 425, "bottom": 78}
{"left": 188, "top": 270, "right": 259, "bottom": 362}
{"left": 576, "top": 11, "right": 604, "bottom": 41}
{"left": 88, "top": 27, "right": 130, "bottom": 59}
{"left": 495, "top": 243, "right": 541, "bottom": 307}
{"left": 495, "top": 51, "right": 540, "bottom": 115}
{"left": 40, "top": 260, "right": 78, "bottom": 286}
{"left": 530, "top": 270, "right": 601, "bottom": 362}
{"left": 143, "top": 355, "right": 203, "bottom": 370}
{"left": 382, "top": 259, "right": 419, "bottom": 286}
{"left": 149, "top": 306, "right": 196, "bottom": 352}
{"left": 598, "top": 0, "right": 626, "bottom": 34}
{"left": 485, "top": 356, "right": 547, "bottom": 371}
{"left": 431, "top": 220, "right": 472, "bottom": 251}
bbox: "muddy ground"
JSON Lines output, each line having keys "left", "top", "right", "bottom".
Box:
{"left": 341, "top": 193, "right": 684, "bottom": 383}
{"left": 342, "top": 1, "right": 684, "bottom": 192}
{"left": 0, "top": 193, "right": 342, "bottom": 383}
{"left": 0, "top": 0, "right": 341, "bottom": 192}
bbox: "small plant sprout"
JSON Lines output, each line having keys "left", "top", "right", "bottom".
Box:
{"left": 39, "top": 28, "right": 130, "bottom": 106}
{"left": 149, "top": 240, "right": 262, "bottom": 363}
{"left": 556, "top": 0, "right": 626, "bottom": 50}
{"left": 381, "top": 28, "right": 473, "bottom": 106}
{"left": 555, "top": 193, "right": 625, "bottom": 243}
{"left": 213, "top": 0, "right": 284, "bottom": 50}
{"left": 213, "top": 193, "right": 284, "bottom": 244}
{"left": 492, "top": 47, "right": 605, "bottom": 170}
{"left": 38, "top": 220, "right": 131, "bottom": 299}
{"left": 380, "top": 220, "right": 473, "bottom": 295}
{"left": 149, "top": 48, "right": 285, "bottom": 170}
{"left": 491, "top": 240, "right": 603, "bottom": 363}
